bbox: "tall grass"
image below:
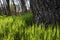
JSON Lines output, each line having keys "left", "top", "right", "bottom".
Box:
{"left": 0, "top": 13, "right": 60, "bottom": 40}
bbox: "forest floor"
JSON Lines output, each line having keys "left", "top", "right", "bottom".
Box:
{"left": 0, "top": 12, "right": 60, "bottom": 40}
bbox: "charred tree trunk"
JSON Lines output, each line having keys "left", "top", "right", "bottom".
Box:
{"left": 30, "top": 0, "right": 60, "bottom": 26}
{"left": 6, "top": 0, "right": 11, "bottom": 15}
{"left": 20, "top": 0, "right": 27, "bottom": 12}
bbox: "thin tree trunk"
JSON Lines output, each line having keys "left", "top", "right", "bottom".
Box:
{"left": 12, "top": 0, "right": 17, "bottom": 15}
{"left": 6, "top": 0, "right": 11, "bottom": 15}
{"left": 20, "top": 0, "right": 27, "bottom": 12}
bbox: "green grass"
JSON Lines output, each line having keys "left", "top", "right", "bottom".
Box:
{"left": 0, "top": 13, "right": 60, "bottom": 40}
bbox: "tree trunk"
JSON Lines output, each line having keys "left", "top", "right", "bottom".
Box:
{"left": 20, "top": 0, "right": 27, "bottom": 12}
{"left": 30, "top": 0, "right": 60, "bottom": 25}
{"left": 12, "top": 0, "right": 17, "bottom": 15}
{"left": 6, "top": 0, "right": 11, "bottom": 15}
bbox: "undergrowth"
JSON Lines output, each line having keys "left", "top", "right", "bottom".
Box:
{"left": 0, "top": 13, "right": 60, "bottom": 40}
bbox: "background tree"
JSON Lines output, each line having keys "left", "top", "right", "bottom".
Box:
{"left": 2, "top": 0, "right": 7, "bottom": 15}
{"left": 6, "top": 0, "right": 11, "bottom": 15}
{"left": 12, "top": 0, "right": 16, "bottom": 15}
{"left": 0, "top": 0, "right": 30, "bottom": 15}
{"left": 0, "top": 0, "right": 2, "bottom": 14}
{"left": 20, "top": 0, "right": 27, "bottom": 12}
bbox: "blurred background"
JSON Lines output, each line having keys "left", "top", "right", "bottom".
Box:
{"left": 0, "top": 0, "right": 30, "bottom": 15}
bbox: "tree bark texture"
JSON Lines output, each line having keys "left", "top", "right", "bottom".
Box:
{"left": 6, "top": 0, "right": 11, "bottom": 15}
{"left": 30, "top": 0, "right": 60, "bottom": 25}
{"left": 20, "top": 0, "right": 27, "bottom": 12}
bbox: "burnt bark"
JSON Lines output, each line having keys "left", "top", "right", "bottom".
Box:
{"left": 6, "top": 0, "right": 11, "bottom": 15}
{"left": 20, "top": 0, "right": 27, "bottom": 12}
{"left": 30, "top": 0, "right": 60, "bottom": 26}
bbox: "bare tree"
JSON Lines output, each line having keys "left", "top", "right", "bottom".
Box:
{"left": 0, "top": 0, "right": 2, "bottom": 14}
{"left": 20, "top": 0, "right": 27, "bottom": 12}
{"left": 12, "top": 0, "right": 17, "bottom": 15}
{"left": 6, "top": 0, "right": 11, "bottom": 15}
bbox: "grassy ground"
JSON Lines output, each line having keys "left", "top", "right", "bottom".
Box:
{"left": 0, "top": 13, "right": 60, "bottom": 40}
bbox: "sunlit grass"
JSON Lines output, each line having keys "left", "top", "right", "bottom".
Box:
{"left": 0, "top": 13, "right": 60, "bottom": 40}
